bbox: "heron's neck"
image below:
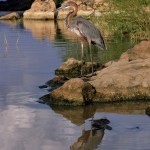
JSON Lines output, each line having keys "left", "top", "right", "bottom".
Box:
{"left": 65, "top": 6, "right": 78, "bottom": 28}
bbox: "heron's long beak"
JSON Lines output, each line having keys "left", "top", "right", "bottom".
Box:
{"left": 55, "top": 3, "right": 68, "bottom": 12}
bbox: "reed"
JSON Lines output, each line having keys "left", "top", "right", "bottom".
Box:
{"left": 4, "top": 33, "right": 8, "bottom": 46}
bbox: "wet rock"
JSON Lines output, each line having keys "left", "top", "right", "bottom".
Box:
{"left": 55, "top": 58, "right": 101, "bottom": 78}
{"left": 145, "top": 107, "right": 150, "bottom": 116}
{"left": 90, "top": 118, "right": 112, "bottom": 130}
{"left": 0, "top": 12, "right": 21, "bottom": 20}
{"left": 48, "top": 78, "right": 96, "bottom": 106}
{"left": 39, "top": 76, "right": 68, "bottom": 92}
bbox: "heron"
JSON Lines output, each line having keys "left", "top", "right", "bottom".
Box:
{"left": 55, "top": 1, "right": 107, "bottom": 76}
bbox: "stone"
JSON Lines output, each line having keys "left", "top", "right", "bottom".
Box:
{"left": 55, "top": 57, "right": 101, "bottom": 78}
{"left": 49, "top": 78, "right": 96, "bottom": 105}
{"left": 23, "top": 0, "right": 55, "bottom": 19}
{"left": 0, "top": 12, "right": 21, "bottom": 20}
{"left": 145, "top": 107, "right": 150, "bottom": 116}
{"left": 89, "top": 40, "right": 150, "bottom": 102}
{"left": 46, "top": 40, "right": 150, "bottom": 105}
{"left": 23, "top": 0, "right": 109, "bottom": 20}
{"left": 119, "top": 41, "right": 150, "bottom": 62}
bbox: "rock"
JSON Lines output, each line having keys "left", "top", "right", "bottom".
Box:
{"left": 119, "top": 41, "right": 150, "bottom": 62}
{"left": 0, "top": 12, "right": 21, "bottom": 20}
{"left": 47, "top": 41, "right": 150, "bottom": 105}
{"left": 23, "top": 0, "right": 109, "bottom": 20}
{"left": 145, "top": 107, "right": 150, "bottom": 116}
{"left": 48, "top": 78, "right": 96, "bottom": 105}
{"left": 89, "top": 41, "right": 150, "bottom": 102}
{"left": 55, "top": 57, "right": 101, "bottom": 78}
{"left": 56, "top": 0, "right": 107, "bottom": 19}
{"left": 23, "top": 0, "right": 55, "bottom": 19}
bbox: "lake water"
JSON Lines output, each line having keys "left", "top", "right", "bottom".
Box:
{"left": 0, "top": 19, "right": 150, "bottom": 150}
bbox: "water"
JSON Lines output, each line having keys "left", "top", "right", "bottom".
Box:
{"left": 0, "top": 19, "right": 150, "bottom": 150}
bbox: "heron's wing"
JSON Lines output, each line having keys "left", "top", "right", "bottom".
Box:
{"left": 72, "top": 16, "right": 106, "bottom": 50}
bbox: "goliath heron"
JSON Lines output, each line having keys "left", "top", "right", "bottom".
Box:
{"left": 56, "top": 1, "right": 107, "bottom": 76}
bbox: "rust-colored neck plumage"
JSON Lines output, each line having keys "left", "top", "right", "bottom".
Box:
{"left": 65, "top": 1, "right": 78, "bottom": 28}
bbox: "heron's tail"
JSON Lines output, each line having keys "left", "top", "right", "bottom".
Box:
{"left": 95, "top": 41, "right": 107, "bottom": 50}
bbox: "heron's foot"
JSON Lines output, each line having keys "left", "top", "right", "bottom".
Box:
{"left": 84, "top": 72, "right": 97, "bottom": 78}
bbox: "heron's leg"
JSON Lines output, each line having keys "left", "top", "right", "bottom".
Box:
{"left": 81, "top": 42, "right": 84, "bottom": 77}
{"left": 89, "top": 44, "right": 94, "bottom": 75}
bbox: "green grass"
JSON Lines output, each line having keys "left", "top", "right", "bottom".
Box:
{"left": 92, "top": 0, "right": 150, "bottom": 40}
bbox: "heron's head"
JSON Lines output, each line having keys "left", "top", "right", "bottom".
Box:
{"left": 55, "top": 1, "right": 77, "bottom": 12}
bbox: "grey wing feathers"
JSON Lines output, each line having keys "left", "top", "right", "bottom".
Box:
{"left": 72, "top": 16, "right": 106, "bottom": 50}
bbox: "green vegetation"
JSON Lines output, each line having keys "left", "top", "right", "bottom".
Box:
{"left": 93, "top": 0, "right": 150, "bottom": 40}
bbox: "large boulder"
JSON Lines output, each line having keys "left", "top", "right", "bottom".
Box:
{"left": 89, "top": 41, "right": 150, "bottom": 102}
{"left": 55, "top": 57, "right": 101, "bottom": 78}
{"left": 23, "top": 0, "right": 55, "bottom": 19}
{"left": 47, "top": 78, "right": 96, "bottom": 105}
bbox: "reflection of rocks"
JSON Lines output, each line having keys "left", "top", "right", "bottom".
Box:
{"left": 23, "top": 20, "right": 76, "bottom": 40}
{"left": 42, "top": 40, "right": 150, "bottom": 105}
{"left": 23, "top": 20, "right": 56, "bottom": 40}
{"left": 51, "top": 105, "right": 96, "bottom": 125}
{"left": 0, "top": 12, "right": 21, "bottom": 20}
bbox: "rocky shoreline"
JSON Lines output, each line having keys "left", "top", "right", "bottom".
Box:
{"left": 0, "top": 0, "right": 108, "bottom": 20}
{"left": 39, "top": 40, "right": 150, "bottom": 106}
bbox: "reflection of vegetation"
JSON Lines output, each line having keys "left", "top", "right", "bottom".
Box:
{"left": 60, "top": 36, "right": 136, "bottom": 64}
{"left": 92, "top": 0, "right": 150, "bottom": 40}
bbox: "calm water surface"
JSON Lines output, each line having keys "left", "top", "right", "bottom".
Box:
{"left": 0, "top": 19, "right": 150, "bottom": 150}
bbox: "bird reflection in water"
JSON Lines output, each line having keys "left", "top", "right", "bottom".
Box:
{"left": 70, "top": 118, "right": 112, "bottom": 150}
